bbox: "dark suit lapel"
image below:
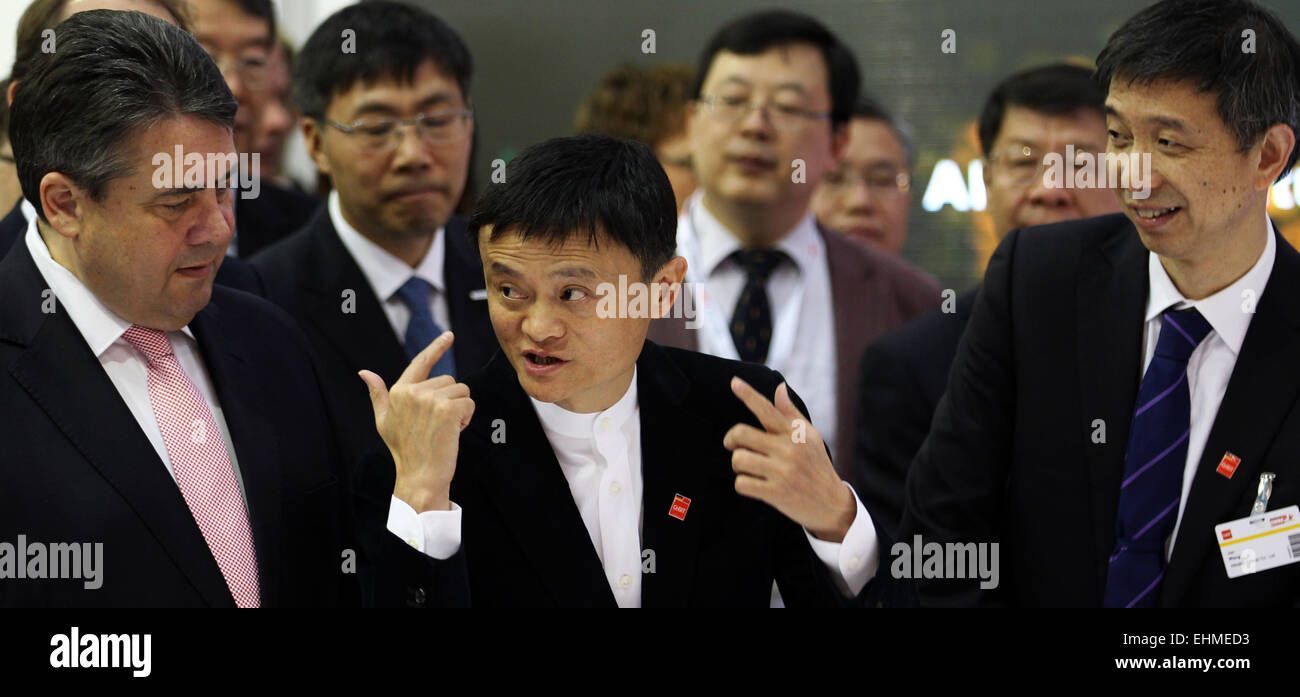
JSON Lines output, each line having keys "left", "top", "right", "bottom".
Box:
{"left": 1, "top": 243, "right": 235, "bottom": 606}
{"left": 471, "top": 355, "right": 615, "bottom": 607}
{"left": 1075, "top": 219, "right": 1149, "bottom": 598}
{"left": 442, "top": 216, "right": 495, "bottom": 374}
{"left": 1162, "top": 231, "right": 1300, "bottom": 605}
{"left": 299, "top": 214, "right": 408, "bottom": 383}
{"left": 188, "top": 298, "right": 284, "bottom": 606}
{"left": 637, "top": 342, "right": 718, "bottom": 607}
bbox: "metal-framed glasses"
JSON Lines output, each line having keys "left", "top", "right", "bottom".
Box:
{"left": 323, "top": 109, "right": 475, "bottom": 151}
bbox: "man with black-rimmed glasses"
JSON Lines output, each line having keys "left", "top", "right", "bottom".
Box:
{"left": 251, "top": 2, "right": 495, "bottom": 481}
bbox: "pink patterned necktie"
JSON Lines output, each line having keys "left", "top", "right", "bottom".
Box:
{"left": 122, "top": 325, "right": 261, "bottom": 608}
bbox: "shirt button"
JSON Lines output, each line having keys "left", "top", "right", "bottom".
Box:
{"left": 406, "top": 537, "right": 420, "bottom": 549}
{"left": 619, "top": 574, "right": 632, "bottom": 588}
{"left": 599, "top": 417, "right": 611, "bottom": 431}
{"left": 849, "top": 555, "right": 861, "bottom": 569}
{"left": 609, "top": 481, "right": 622, "bottom": 495}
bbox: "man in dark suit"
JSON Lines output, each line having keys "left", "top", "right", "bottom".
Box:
{"left": 900, "top": 0, "right": 1300, "bottom": 607}
{"left": 361, "top": 133, "right": 900, "bottom": 607}
{"left": 855, "top": 64, "right": 1115, "bottom": 538}
{"left": 251, "top": 3, "right": 494, "bottom": 472}
{"left": 647, "top": 10, "right": 939, "bottom": 484}
{"left": 0, "top": 11, "right": 463, "bottom": 607}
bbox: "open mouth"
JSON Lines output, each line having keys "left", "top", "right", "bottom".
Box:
{"left": 525, "top": 351, "right": 566, "bottom": 366}
{"left": 1132, "top": 205, "right": 1181, "bottom": 226}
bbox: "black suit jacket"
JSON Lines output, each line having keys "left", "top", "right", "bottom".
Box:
{"left": 855, "top": 287, "right": 977, "bottom": 539}
{"left": 233, "top": 180, "right": 321, "bottom": 259}
{"left": 900, "top": 213, "right": 1300, "bottom": 607}
{"left": 0, "top": 239, "right": 465, "bottom": 607}
{"left": 250, "top": 208, "right": 495, "bottom": 471}
{"left": 435, "top": 341, "right": 901, "bottom": 607}
{"left": 0, "top": 199, "right": 264, "bottom": 296}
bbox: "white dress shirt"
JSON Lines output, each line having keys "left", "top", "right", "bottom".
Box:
{"left": 23, "top": 214, "right": 249, "bottom": 504}
{"left": 676, "top": 191, "right": 839, "bottom": 457}
{"left": 328, "top": 190, "right": 450, "bottom": 338}
{"left": 1142, "top": 221, "right": 1275, "bottom": 561}
{"left": 387, "top": 369, "right": 881, "bottom": 605}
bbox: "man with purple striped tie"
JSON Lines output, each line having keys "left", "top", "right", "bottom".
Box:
{"left": 898, "top": 0, "right": 1300, "bottom": 607}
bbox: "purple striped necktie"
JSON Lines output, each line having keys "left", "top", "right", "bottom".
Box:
{"left": 1104, "top": 306, "right": 1213, "bottom": 608}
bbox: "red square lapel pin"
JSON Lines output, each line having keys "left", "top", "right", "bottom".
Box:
{"left": 1215, "top": 452, "right": 1242, "bottom": 479}
{"left": 668, "top": 493, "right": 691, "bottom": 521}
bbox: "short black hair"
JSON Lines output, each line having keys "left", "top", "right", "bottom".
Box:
{"left": 693, "top": 9, "right": 860, "bottom": 129}
{"left": 10, "top": 10, "right": 235, "bottom": 222}
{"left": 852, "top": 93, "right": 916, "bottom": 171}
{"left": 977, "top": 63, "right": 1106, "bottom": 157}
{"left": 468, "top": 134, "right": 677, "bottom": 281}
{"left": 293, "top": 1, "right": 473, "bottom": 120}
{"left": 1096, "top": 0, "right": 1300, "bottom": 177}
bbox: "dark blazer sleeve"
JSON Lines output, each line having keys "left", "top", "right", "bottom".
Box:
{"left": 274, "top": 302, "right": 469, "bottom": 608}
{"left": 898, "top": 231, "right": 1023, "bottom": 608}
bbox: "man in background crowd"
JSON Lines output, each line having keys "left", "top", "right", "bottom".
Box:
{"left": 855, "top": 63, "right": 1118, "bottom": 538}
{"left": 811, "top": 93, "right": 915, "bottom": 255}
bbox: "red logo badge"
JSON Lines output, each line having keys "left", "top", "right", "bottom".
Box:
{"left": 1221, "top": 529, "right": 1233, "bottom": 541}
{"left": 1216, "top": 452, "right": 1241, "bottom": 479}
{"left": 668, "top": 494, "right": 691, "bottom": 521}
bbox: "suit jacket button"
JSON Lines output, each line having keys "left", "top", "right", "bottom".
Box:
{"left": 409, "top": 587, "right": 427, "bottom": 607}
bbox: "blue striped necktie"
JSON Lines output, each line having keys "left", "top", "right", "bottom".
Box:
{"left": 1104, "top": 306, "right": 1213, "bottom": 608}
{"left": 394, "top": 276, "right": 456, "bottom": 378}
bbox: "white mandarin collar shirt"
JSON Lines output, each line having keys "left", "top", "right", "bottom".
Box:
{"left": 23, "top": 215, "right": 247, "bottom": 499}
{"left": 388, "top": 365, "right": 880, "bottom": 604}
{"left": 328, "top": 190, "right": 450, "bottom": 337}
{"left": 1141, "top": 221, "right": 1275, "bottom": 560}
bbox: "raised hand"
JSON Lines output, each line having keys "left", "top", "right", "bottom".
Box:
{"left": 359, "top": 332, "right": 473, "bottom": 513}
{"left": 723, "top": 377, "right": 856, "bottom": 542}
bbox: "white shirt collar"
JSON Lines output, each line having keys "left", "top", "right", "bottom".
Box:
{"left": 329, "top": 190, "right": 445, "bottom": 302}
{"left": 686, "top": 191, "right": 819, "bottom": 278}
{"left": 531, "top": 367, "right": 639, "bottom": 440}
{"left": 1144, "top": 220, "right": 1275, "bottom": 356}
{"left": 20, "top": 198, "right": 37, "bottom": 225}
{"left": 24, "top": 214, "right": 196, "bottom": 356}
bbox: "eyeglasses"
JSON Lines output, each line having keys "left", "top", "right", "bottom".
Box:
{"left": 697, "top": 94, "right": 829, "bottom": 132}
{"left": 322, "top": 109, "right": 475, "bottom": 151}
{"left": 821, "top": 167, "right": 910, "bottom": 197}
{"left": 987, "top": 145, "right": 1103, "bottom": 186}
{"left": 207, "top": 50, "right": 272, "bottom": 93}
{"left": 0, "top": 153, "right": 13, "bottom": 165}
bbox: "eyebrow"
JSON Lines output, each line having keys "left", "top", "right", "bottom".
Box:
{"left": 149, "top": 175, "right": 234, "bottom": 201}
{"left": 348, "top": 92, "right": 457, "bottom": 120}
{"left": 713, "top": 77, "right": 809, "bottom": 96}
{"left": 487, "top": 262, "right": 598, "bottom": 281}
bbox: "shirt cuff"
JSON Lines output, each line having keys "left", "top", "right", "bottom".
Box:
{"left": 386, "top": 495, "right": 463, "bottom": 560}
{"left": 803, "top": 483, "right": 879, "bottom": 597}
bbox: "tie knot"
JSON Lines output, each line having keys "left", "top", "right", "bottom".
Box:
{"left": 731, "top": 248, "right": 788, "bottom": 282}
{"left": 394, "top": 276, "right": 432, "bottom": 310}
{"left": 122, "top": 325, "right": 173, "bottom": 363}
{"left": 1156, "top": 307, "right": 1214, "bottom": 362}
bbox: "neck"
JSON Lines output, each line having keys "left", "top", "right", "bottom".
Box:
{"left": 556, "top": 367, "right": 635, "bottom": 414}
{"left": 338, "top": 201, "right": 433, "bottom": 268}
{"left": 700, "top": 191, "right": 806, "bottom": 248}
{"left": 1159, "top": 208, "right": 1270, "bottom": 300}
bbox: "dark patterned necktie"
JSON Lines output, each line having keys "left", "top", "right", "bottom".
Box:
{"left": 728, "top": 248, "right": 789, "bottom": 364}
{"left": 1104, "top": 307, "right": 1214, "bottom": 608}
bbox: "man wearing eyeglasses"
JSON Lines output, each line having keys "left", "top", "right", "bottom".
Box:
{"left": 855, "top": 63, "right": 1120, "bottom": 540}
{"left": 648, "top": 10, "right": 940, "bottom": 497}
{"left": 250, "top": 2, "right": 495, "bottom": 482}
{"left": 189, "top": 0, "right": 320, "bottom": 259}
{"left": 811, "top": 94, "right": 917, "bottom": 256}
